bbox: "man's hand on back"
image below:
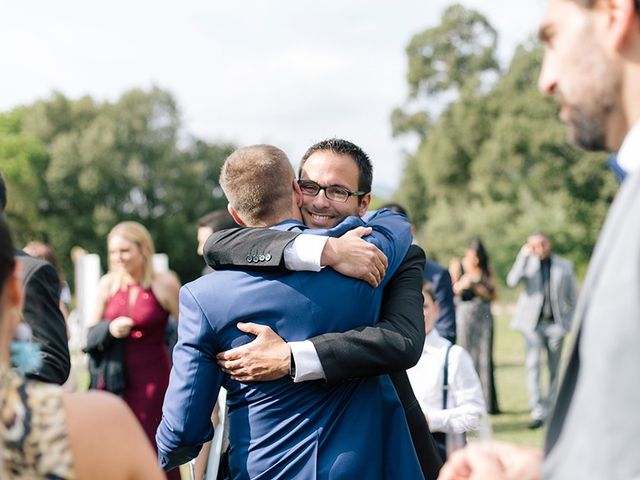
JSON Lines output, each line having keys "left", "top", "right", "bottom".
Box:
{"left": 322, "top": 227, "right": 388, "bottom": 287}
{"left": 217, "top": 322, "right": 290, "bottom": 382}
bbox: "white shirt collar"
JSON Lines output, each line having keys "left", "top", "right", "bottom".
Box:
{"left": 424, "top": 328, "right": 445, "bottom": 352}
{"left": 426, "top": 329, "right": 440, "bottom": 342}
{"left": 617, "top": 121, "right": 640, "bottom": 173}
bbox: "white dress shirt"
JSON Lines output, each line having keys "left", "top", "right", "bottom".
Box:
{"left": 407, "top": 330, "right": 486, "bottom": 433}
{"left": 617, "top": 120, "right": 640, "bottom": 174}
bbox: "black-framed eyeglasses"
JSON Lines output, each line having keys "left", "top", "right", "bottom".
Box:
{"left": 297, "top": 179, "right": 367, "bottom": 203}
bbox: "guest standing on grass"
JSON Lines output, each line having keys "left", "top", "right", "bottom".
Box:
{"left": 507, "top": 232, "right": 577, "bottom": 430}
{"left": 449, "top": 237, "right": 499, "bottom": 414}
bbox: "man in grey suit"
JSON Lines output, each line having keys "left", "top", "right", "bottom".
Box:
{"left": 507, "top": 232, "right": 576, "bottom": 429}
{"left": 439, "top": 0, "right": 640, "bottom": 478}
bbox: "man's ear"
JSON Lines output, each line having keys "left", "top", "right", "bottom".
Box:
{"left": 357, "top": 193, "right": 372, "bottom": 217}
{"left": 227, "top": 204, "right": 246, "bottom": 226}
{"left": 292, "top": 178, "right": 303, "bottom": 208}
{"left": 604, "top": 0, "right": 637, "bottom": 50}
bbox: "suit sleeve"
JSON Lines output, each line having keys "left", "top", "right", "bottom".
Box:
{"left": 22, "top": 260, "right": 70, "bottom": 385}
{"left": 311, "top": 245, "right": 426, "bottom": 382}
{"left": 433, "top": 269, "right": 457, "bottom": 344}
{"left": 390, "top": 370, "right": 444, "bottom": 478}
{"left": 204, "top": 209, "right": 412, "bottom": 278}
{"left": 506, "top": 252, "right": 530, "bottom": 288}
{"left": 204, "top": 227, "right": 300, "bottom": 271}
{"left": 157, "top": 286, "right": 223, "bottom": 471}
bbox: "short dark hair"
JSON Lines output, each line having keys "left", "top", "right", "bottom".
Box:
{"left": 197, "top": 209, "right": 237, "bottom": 231}
{"left": 300, "top": 138, "right": 373, "bottom": 195}
{"left": 0, "top": 173, "right": 7, "bottom": 212}
{"left": 0, "top": 214, "right": 16, "bottom": 295}
{"left": 422, "top": 281, "right": 436, "bottom": 302}
{"left": 380, "top": 203, "right": 409, "bottom": 219}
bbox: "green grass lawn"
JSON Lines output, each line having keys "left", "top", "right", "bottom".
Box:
{"left": 489, "top": 308, "right": 544, "bottom": 448}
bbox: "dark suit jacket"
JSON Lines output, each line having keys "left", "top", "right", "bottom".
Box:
{"left": 15, "top": 249, "right": 70, "bottom": 385}
{"left": 205, "top": 229, "right": 444, "bottom": 479}
{"left": 424, "top": 258, "right": 456, "bottom": 344}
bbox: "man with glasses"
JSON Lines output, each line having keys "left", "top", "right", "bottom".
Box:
{"left": 206, "top": 138, "right": 443, "bottom": 478}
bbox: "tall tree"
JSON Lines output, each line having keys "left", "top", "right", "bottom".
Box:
{"left": 392, "top": 8, "right": 616, "bottom": 281}
{"left": 2, "top": 88, "right": 235, "bottom": 286}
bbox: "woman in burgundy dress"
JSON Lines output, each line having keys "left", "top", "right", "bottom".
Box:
{"left": 90, "top": 221, "right": 180, "bottom": 479}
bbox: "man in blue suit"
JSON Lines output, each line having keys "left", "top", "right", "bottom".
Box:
{"left": 157, "top": 145, "right": 423, "bottom": 479}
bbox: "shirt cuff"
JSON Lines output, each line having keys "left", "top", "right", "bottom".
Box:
{"left": 289, "top": 340, "right": 326, "bottom": 382}
{"left": 427, "top": 409, "right": 448, "bottom": 432}
{"left": 283, "top": 235, "right": 328, "bottom": 272}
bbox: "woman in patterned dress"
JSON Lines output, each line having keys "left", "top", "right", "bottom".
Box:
{"left": 0, "top": 213, "right": 163, "bottom": 479}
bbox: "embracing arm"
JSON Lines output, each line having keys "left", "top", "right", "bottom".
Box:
{"left": 205, "top": 225, "right": 387, "bottom": 286}
{"left": 204, "top": 227, "right": 300, "bottom": 270}
{"left": 215, "top": 210, "right": 415, "bottom": 383}
{"left": 157, "top": 286, "right": 222, "bottom": 471}
{"left": 311, "top": 244, "right": 426, "bottom": 382}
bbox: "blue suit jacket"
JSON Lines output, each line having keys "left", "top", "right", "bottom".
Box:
{"left": 156, "top": 210, "right": 423, "bottom": 479}
{"left": 424, "top": 258, "right": 456, "bottom": 344}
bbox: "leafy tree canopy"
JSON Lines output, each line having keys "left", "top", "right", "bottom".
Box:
{"left": 2, "top": 87, "right": 235, "bottom": 287}
{"left": 392, "top": 6, "right": 616, "bottom": 283}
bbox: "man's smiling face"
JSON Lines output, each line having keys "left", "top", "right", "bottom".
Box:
{"left": 299, "top": 149, "right": 371, "bottom": 229}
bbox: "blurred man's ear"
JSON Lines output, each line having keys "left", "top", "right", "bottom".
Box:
{"left": 292, "top": 178, "right": 303, "bottom": 208}
{"left": 227, "top": 204, "right": 246, "bottom": 227}
{"left": 608, "top": 0, "right": 637, "bottom": 51}
{"left": 357, "top": 193, "right": 372, "bottom": 216}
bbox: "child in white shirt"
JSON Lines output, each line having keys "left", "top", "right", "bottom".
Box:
{"left": 407, "top": 281, "right": 486, "bottom": 460}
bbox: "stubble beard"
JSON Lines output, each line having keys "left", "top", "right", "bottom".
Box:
{"left": 563, "top": 41, "right": 619, "bottom": 152}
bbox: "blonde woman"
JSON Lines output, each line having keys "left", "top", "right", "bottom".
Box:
{"left": 0, "top": 214, "right": 163, "bottom": 479}
{"left": 87, "top": 221, "right": 180, "bottom": 479}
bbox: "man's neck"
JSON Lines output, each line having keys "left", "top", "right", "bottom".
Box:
{"left": 245, "top": 208, "right": 304, "bottom": 228}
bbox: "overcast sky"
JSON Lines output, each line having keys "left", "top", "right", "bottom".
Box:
{"left": 1, "top": 0, "right": 544, "bottom": 196}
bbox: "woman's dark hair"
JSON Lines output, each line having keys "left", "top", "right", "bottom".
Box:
{"left": 468, "top": 237, "right": 490, "bottom": 276}
{"left": 0, "top": 214, "right": 15, "bottom": 294}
